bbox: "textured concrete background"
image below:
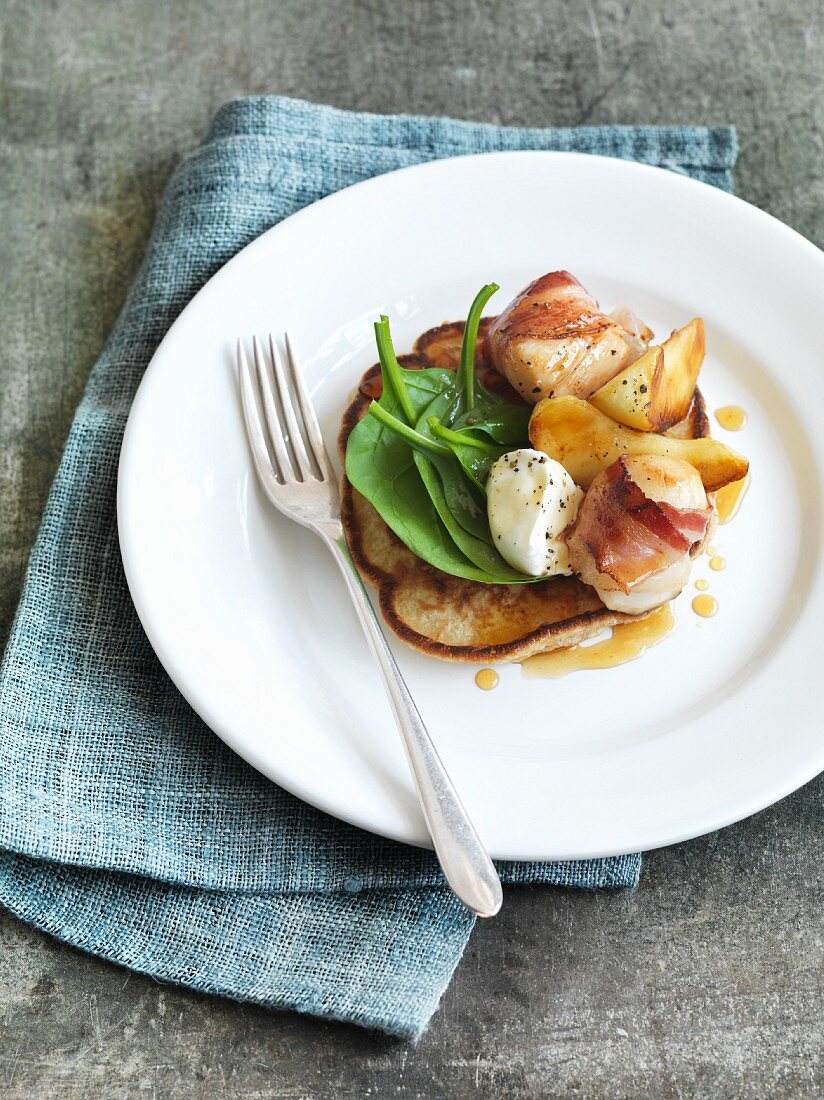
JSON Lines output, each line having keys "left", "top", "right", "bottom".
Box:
{"left": 1, "top": 0, "right": 822, "bottom": 1096}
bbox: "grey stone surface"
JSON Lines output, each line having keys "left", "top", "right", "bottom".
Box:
{"left": 0, "top": 0, "right": 822, "bottom": 1095}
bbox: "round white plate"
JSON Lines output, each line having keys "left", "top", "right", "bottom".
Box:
{"left": 118, "top": 151, "right": 824, "bottom": 861}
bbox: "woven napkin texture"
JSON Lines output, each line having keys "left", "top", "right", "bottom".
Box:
{"left": 0, "top": 97, "right": 737, "bottom": 1040}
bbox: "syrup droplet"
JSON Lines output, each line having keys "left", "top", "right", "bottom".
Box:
{"left": 695, "top": 578, "right": 709, "bottom": 591}
{"left": 709, "top": 556, "right": 725, "bottom": 571}
{"left": 715, "top": 475, "right": 750, "bottom": 524}
{"left": 475, "top": 668, "right": 499, "bottom": 691}
{"left": 715, "top": 405, "right": 747, "bottom": 431}
{"left": 692, "top": 594, "right": 718, "bottom": 618}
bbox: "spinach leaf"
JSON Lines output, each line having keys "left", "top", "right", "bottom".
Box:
{"left": 453, "top": 401, "right": 532, "bottom": 447}
{"left": 456, "top": 283, "right": 498, "bottom": 414}
{"left": 412, "top": 282, "right": 530, "bottom": 503}
{"left": 369, "top": 403, "right": 530, "bottom": 581}
{"left": 414, "top": 389, "right": 489, "bottom": 537}
{"left": 344, "top": 284, "right": 539, "bottom": 585}
{"left": 345, "top": 367, "right": 503, "bottom": 582}
{"left": 427, "top": 420, "right": 509, "bottom": 490}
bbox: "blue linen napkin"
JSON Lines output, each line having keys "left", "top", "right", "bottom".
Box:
{"left": 0, "top": 97, "right": 737, "bottom": 1040}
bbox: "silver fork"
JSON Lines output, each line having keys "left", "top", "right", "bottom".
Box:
{"left": 237, "top": 334, "right": 503, "bottom": 918}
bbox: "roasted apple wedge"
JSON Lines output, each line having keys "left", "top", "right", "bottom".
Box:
{"left": 589, "top": 345, "right": 665, "bottom": 430}
{"left": 657, "top": 317, "right": 706, "bottom": 423}
{"left": 529, "top": 395, "right": 748, "bottom": 492}
{"left": 590, "top": 318, "right": 705, "bottom": 431}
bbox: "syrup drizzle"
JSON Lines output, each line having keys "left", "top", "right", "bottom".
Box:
{"left": 522, "top": 604, "right": 675, "bottom": 679}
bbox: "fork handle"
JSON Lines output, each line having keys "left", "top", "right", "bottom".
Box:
{"left": 325, "top": 533, "right": 503, "bottom": 918}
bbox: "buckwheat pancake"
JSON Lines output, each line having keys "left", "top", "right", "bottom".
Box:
{"left": 339, "top": 319, "right": 710, "bottom": 663}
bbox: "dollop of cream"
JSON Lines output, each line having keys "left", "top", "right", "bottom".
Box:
{"left": 487, "top": 449, "right": 584, "bottom": 577}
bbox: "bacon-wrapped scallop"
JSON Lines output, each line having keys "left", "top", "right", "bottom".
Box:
{"left": 484, "top": 271, "right": 651, "bottom": 403}
{"left": 566, "top": 454, "right": 712, "bottom": 614}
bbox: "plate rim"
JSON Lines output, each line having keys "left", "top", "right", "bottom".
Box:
{"left": 118, "top": 149, "right": 824, "bottom": 859}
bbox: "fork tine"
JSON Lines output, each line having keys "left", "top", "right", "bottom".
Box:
{"left": 269, "top": 334, "right": 312, "bottom": 481}
{"left": 253, "top": 335, "right": 295, "bottom": 482}
{"left": 284, "top": 333, "right": 331, "bottom": 480}
{"left": 238, "top": 340, "right": 282, "bottom": 491}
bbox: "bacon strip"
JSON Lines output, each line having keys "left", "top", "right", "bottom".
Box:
{"left": 568, "top": 457, "right": 711, "bottom": 592}
{"left": 657, "top": 501, "right": 712, "bottom": 543}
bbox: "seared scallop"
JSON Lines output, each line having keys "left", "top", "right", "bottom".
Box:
{"left": 484, "top": 271, "right": 652, "bottom": 404}
{"left": 566, "top": 454, "right": 711, "bottom": 614}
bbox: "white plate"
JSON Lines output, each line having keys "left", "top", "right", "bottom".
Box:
{"left": 118, "top": 152, "right": 824, "bottom": 861}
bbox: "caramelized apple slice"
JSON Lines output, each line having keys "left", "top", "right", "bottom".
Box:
{"left": 657, "top": 318, "right": 706, "bottom": 425}
{"left": 589, "top": 345, "right": 665, "bottom": 430}
{"left": 590, "top": 319, "right": 705, "bottom": 431}
{"left": 529, "top": 395, "right": 748, "bottom": 492}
